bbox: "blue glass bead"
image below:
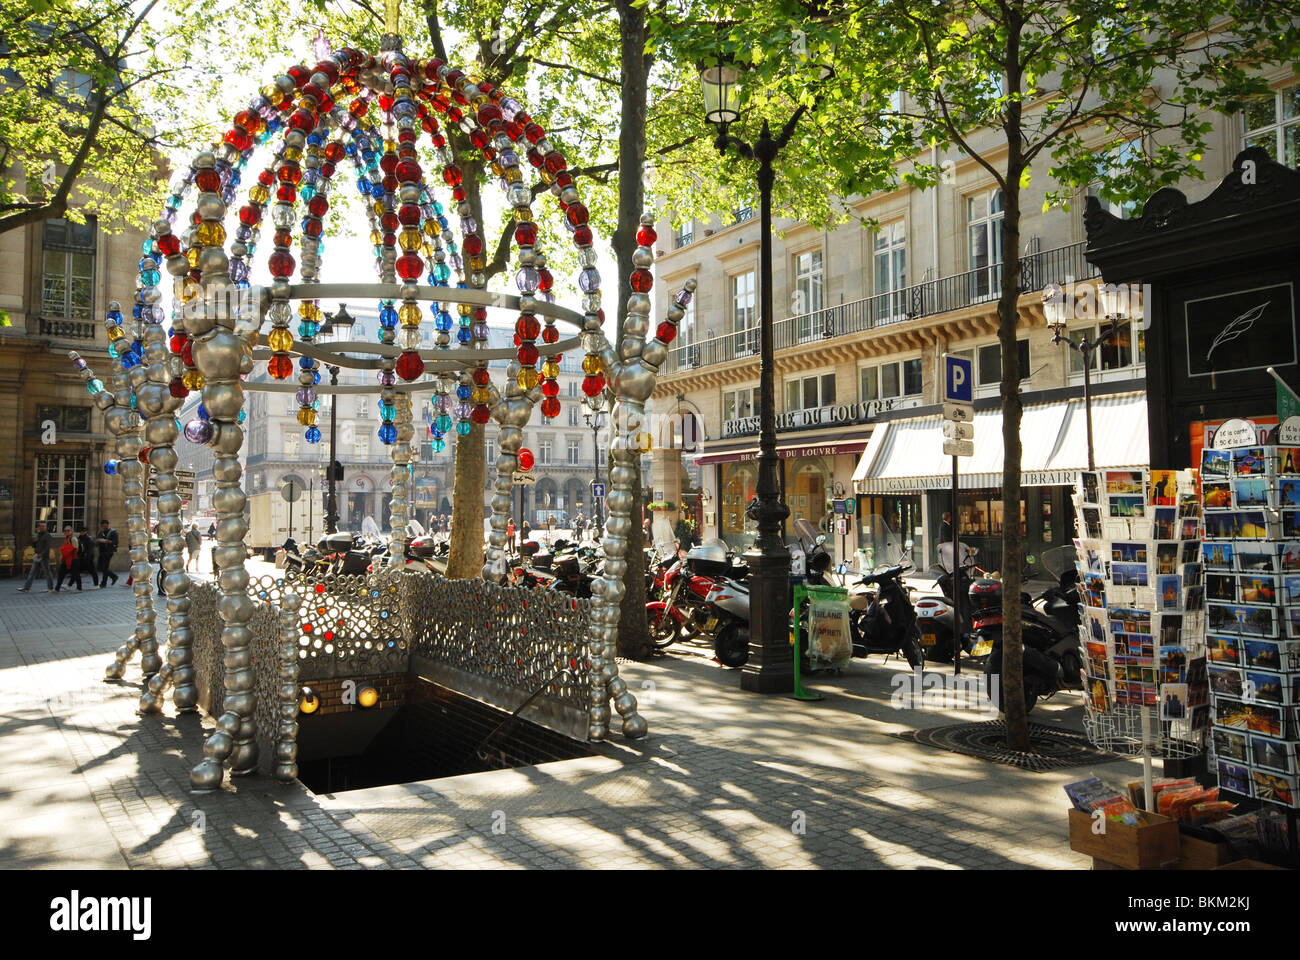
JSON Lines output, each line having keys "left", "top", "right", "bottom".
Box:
{"left": 457, "top": 327, "right": 472, "bottom": 344}
{"left": 378, "top": 422, "right": 397, "bottom": 445}
{"left": 456, "top": 420, "right": 472, "bottom": 436}
{"left": 104, "top": 460, "right": 117, "bottom": 475}
{"left": 378, "top": 400, "right": 396, "bottom": 420}
{"left": 86, "top": 378, "right": 104, "bottom": 395}
{"left": 312, "top": 371, "right": 321, "bottom": 385}
{"left": 432, "top": 437, "right": 445, "bottom": 453}
{"left": 435, "top": 413, "right": 452, "bottom": 433}
{"left": 305, "top": 425, "right": 321, "bottom": 443}
{"left": 456, "top": 384, "right": 471, "bottom": 401}
{"left": 238, "top": 409, "right": 247, "bottom": 424}
{"left": 197, "top": 402, "right": 209, "bottom": 420}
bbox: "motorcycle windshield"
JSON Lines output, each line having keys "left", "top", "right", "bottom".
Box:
{"left": 1039, "top": 545, "right": 1078, "bottom": 581}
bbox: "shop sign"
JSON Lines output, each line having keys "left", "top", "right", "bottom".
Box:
{"left": 723, "top": 399, "right": 895, "bottom": 439}
{"left": 1279, "top": 416, "right": 1300, "bottom": 445}
{"left": 878, "top": 470, "right": 1080, "bottom": 492}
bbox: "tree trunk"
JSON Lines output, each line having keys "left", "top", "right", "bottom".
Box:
{"left": 999, "top": 24, "right": 1029, "bottom": 751}
{"left": 612, "top": 0, "right": 652, "bottom": 656}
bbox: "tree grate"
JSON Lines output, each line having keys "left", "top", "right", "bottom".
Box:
{"left": 889, "top": 721, "right": 1119, "bottom": 772}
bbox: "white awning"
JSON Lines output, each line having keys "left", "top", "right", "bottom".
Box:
{"left": 852, "top": 393, "right": 1148, "bottom": 494}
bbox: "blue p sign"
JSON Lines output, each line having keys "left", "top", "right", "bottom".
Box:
{"left": 943, "top": 354, "right": 973, "bottom": 404}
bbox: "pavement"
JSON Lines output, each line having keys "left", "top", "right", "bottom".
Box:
{"left": 0, "top": 574, "right": 1148, "bottom": 870}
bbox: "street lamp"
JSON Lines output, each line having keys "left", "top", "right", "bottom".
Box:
{"left": 583, "top": 388, "right": 612, "bottom": 529}
{"left": 320, "top": 303, "right": 355, "bottom": 533}
{"left": 1044, "top": 283, "right": 1126, "bottom": 471}
{"left": 699, "top": 54, "right": 827, "bottom": 694}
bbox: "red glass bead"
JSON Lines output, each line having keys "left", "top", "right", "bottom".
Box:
{"left": 382, "top": 174, "right": 398, "bottom": 193}
{"left": 181, "top": 339, "right": 194, "bottom": 366}
{"left": 515, "top": 314, "right": 540, "bottom": 340}
{"left": 541, "top": 324, "right": 559, "bottom": 344}
{"left": 195, "top": 169, "right": 220, "bottom": 193}
{"left": 513, "top": 334, "right": 521, "bottom": 347}
{"left": 471, "top": 403, "right": 491, "bottom": 424}
{"left": 504, "top": 120, "right": 523, "bottom": 140}
{"left": 320, "top": 161, "right": 335, "bottom": 179}
{"left": 307, "top": 195, "right": 328, "bottom": 217}
{"left": 527, "top": 148, "right": 544, "bottom": 169}
{"left": 238, "top": 205, "right": 261, "bottom": 226}
{"left": 573, "top": 225, "right": 593, "bottom": 245}
{"left": 302, "top": 218, "right": 323, "bottom": 237}
{"left": 168, "top": 332, "right": 185, "bottom": 354}
{"left": 565, "top": 203, "right": 589, "bottom": 227}
{"left": 582, "top": 374, "right": 605, "bottom": 396}
{"left": 442, "top": 166, "right": 463, "bottom": 187}
{"left": 169, "top": 378, "right": 188, "bottom": 399}
{"left": 276, "top": 183, "right": 296, "bottom": 202}
{"left": 268, "top": 250, "right": 295, "bottom": 277}
{"left": 541, "top": 378, "right": 559, "bottom": 397}
{"left": 636, "top": 224, "right": 657, "bottom": 246}
{"left": 555, "top": 171, "right": 573, "bottom": 189}
{"left": 288, "top": 108, "right": 316, "bottom": 133}
{"left": 656, "top": 321, "right": 678, "bottom": 343}
{"left": 517, "top": 343, "right": 539, "bottom": 365}
{"left": 381, "top": 232, "right": 395, "bottom": 247}
{"left": 287, "top": 64, "right": 310, "bottom": 87}
{"left": 518, "top": 448, "right": 534, "bottom": 471}
{"left": 473, "top": 307, "right": 488, "bottom": 322}
{"left": 515, "top": 222, "right": 538, "bottom": 246}
{"left": 472, "top": 367, "right": 491, "bottom": 386}
{"left": 446, "top": 106, "right": 463, "bottom": 124}
{"left": 379, "top": 153, "right": 398, "bottom": 174}
{"left": 377, "top": 93, "right": 393, "bottom": 112}
{"left": 630, "top": 269, "right": 653, "bottom": 293}
{"left": 398, "top": 203, "right": 420, "bottom": 225}
{"left": 349, "top": 99, "right": 369, "bottom": 119}
{"left": 158, "top": 234, "right": 180, "bottom": 256}
{"left": 325, "top": 142, "right": 346, "bottom": 163}
{"left": 544, "top": 151, "right": 566, "bottom": 175}
{"left": 540, "top": 396, "right": 561, "bottom": 419}
{"left": 268, "top": 355, "right": 293, "bottom": 379}
{"left": 396, "top": 253, "right": 423, "bottom": 280}
{"left": 524, "top": 122, "right": 545, "bottom": 144}
{"left": 537, "top": 268, "right": 553, "bottom": 292}
{"left": 380, "top": 212, "right": 400, "bottom": 232}
{"left": 452, "top": 187, "right": 466, "bottom": 201}
{"left": 276, "top": 164, "right": 302, "bottom": 185}
{"left": 477, "top": 104, "right": 502, "bottom": 128}
{"left": 470, "top": 130, "right": 490, "bottom": 149}
{"left": 272, "top": 230, "right": 293, "bottom": 247}
{"left": 138, "top": 446, "right": 152, "bottom": 463}
{"left": 395, "top": 351, "right": 425, "bottom": 381}
{"left": 463, "top": 235, "right": 484, "bottom": 256}
{"left": 315, "top": 60, "right": 339, "bottom": 84}
{"left": 234, "top": 109, "right": 256, "bottom": 129}
{"left": 224, "top": 128, "right": 252, "bottom": 151}
{"left": 257, "top": 169, "right": 274, "bottom": 186}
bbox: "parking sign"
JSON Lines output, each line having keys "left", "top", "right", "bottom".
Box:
{"left": 943, "top": 354, "right": 973, "bottom": 405}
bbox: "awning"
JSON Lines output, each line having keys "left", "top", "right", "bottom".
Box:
{"left": 695, "top": 437, "right": 869, "bottom": 466}
{"left": 852, "top": 393, "right": 1148, "bottom": 493}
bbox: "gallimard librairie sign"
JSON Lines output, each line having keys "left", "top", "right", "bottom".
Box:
{"left": 724, "top": 399, "right": 903, "bottom": 438}
{"left": 877, "top": 470, "right": 1082, "bottom": 491}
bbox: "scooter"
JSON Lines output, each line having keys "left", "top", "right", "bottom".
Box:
{"left": 969, "top": 571, "right": 1077, "bottom": 714}
{"left": 850, "top": 549, "right": 926, "bottom": 669}
{"left": 914, "top": 541, "right": 985, "bottom": 664}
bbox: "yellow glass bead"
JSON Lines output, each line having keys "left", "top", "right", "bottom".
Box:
{"left": 284, "top": 145, "right": 303, "bottom": 162}
{"left": 423, "top": 219, "right": 441, "bottom": 237}
{"left": 305, "top": 144, "right": 324, "bottom": 160}
{"left": 107, "top": 324, "right": 125, "bottom": 341}
{"left": 515, "top": 368, "right": 539, "bottom": 390}
{"left": 369, "top": 229, "right": 382, "bottom": 246}
{"left": 421, "top": 241, "right": 435, "bottom": 258}
{"left": 180, "top": 280, "right": 201, "bottom": 302}
{"left": 514, "top": 207, "right": 534, "bottom": 223}
{"left": 537, "top": 169, "right": 554, "bottom": 186}
{"left": 472, "top": 386, "right": 492, "bottom": 403}
{"left": 469, "top": 255, "right": 486, "bottom": 271}
{"left": 399, "top": 303, "right": 422, "bottom": 325}
{"left": 490, "top": 160, "right": 506, "bottom": 178}
{"left": 195, "top": 222, "right": 226, "bottom": 246}
{"left": 505, "top": 166, "right": 523, "bottom": 184}
{"left": 182, "top": 369, "right": 205, "bottom": 390}
{"left": 372, "top": 200, "right": 386, "bottom": 216}
{"left": 297, "top": 408, "right": 316, "bottom": 426}
{"left": 541, "top": 360, "right": 559, "bottom": 379}
{"left": 458, "top": 303, "right": 473, "bottom": 317}
{"left": 298, "top": 302, "right": 321, "bottom": 321}
{"left": 399, "top": 229, "right": 422, "bottom": 252}
{"left": 267, "top": 328, "right": 294, "bottom": 352}
{"left": 186, "top": 247, "right": 201, "bottom": 268}
{"left": 582, "top": 354, "right": 602, "bottom": 375}
{"left": 260, "top": 85, "right": 282, "bottom": 105}
{"left": 249, "top": 184, "right": 269, "bottom": 204}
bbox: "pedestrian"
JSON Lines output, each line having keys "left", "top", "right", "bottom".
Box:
{"left": 521, "top": 519, "right": 532, "bottom": 547}
{"left": 940, "top": 511, "right": 953, "bottom": 544}
{"left": 55, "top": 525, "right": 83, "bottom": 591}
{"left": 506, "top": 518, "right": 516, "bottom": 555}
{"left": 77, "top": 526, "right": 97, "bottom": 587}
{"left": 185, "top": 523, "right": 202, "bottom": 572}
{"left": 573, "top": 513, "right": 585, "bottom": 540}
{"left": 643, "top": 515, "right": 653, "bottom": 541}
{"left": 18, "top": 521, "right": 55, "bottom": 592}
{"left": 207, "top": 522, "right": 216, "bottom": 538}
{"left": 95, "top": 519, "right": 120, "bottom": 587}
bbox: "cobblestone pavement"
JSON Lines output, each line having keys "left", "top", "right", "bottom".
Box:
{"left": 0, "top": 582, "right": 1144, "bottom": 869}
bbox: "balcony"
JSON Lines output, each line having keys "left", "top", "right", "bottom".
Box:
{"left": 661, "top": 241, "right": 1096, "bottom": 374}
{"left": 38, "top": 317, "right": 96, "bottom": 340}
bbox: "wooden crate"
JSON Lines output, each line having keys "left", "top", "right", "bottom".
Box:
{"left": 1175, "top": 833, "right": 1238, "bottom": 869}
{"left": 1068, "top": 809, "right": 1180, "bottom": 870}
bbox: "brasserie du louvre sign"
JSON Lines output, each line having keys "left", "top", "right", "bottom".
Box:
{"left": 723, "top": 398, "right": 901, "bottom": 439}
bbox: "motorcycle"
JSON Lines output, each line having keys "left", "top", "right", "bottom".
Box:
{"left": 850, "top": 548, "right": 926, "bottom": 669}
{"left": 914, "top": 541, "right": 986, "bottom": 663}
{"left": 646, "top": 540, "right": 746, "bottom": 651}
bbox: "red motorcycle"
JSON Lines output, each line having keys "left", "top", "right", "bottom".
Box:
{"left": 646, "top": 542, "right": 746, "bottom": 649}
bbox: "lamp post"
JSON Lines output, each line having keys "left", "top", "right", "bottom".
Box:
{"left": 1044, "top": 284, "right": 1127, "bottom": 471}
{"left": 699, "top": 56, "right": 826, "bottom": 694}
{"left": 320, "top": 303, "right": 355, "bottom": 534}
{"left": 583, "top": 388, "right": 611, "bottom": 529}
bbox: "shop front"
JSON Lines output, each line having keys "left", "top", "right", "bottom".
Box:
{"left": 853, "top": 392, "right": 1148, "bottom": 575}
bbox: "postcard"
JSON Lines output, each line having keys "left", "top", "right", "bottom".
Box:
{"left": 1209, "top": 664, "right": 1244, "bottom": 697}
{"left": 1240, "top": 573, "right": 1277, "bottom": 605}
{"left": 1284, "top": 575, "right": 1300, "bottom": 606}
{"left": 1085, "top": 640, "right": 1109, "bottom": 677}
{"left": 1208, "top": 603, "right": 1276, "bottom": 637}
{"left": 1112, "top": 563, "right": 1149, "bottom": 587}
{"left": 1160, "top": 683, "right": 1189, "bottom": 721}
{"left": 1281, "top": 477, "right": 1300, "bottom": 508}
{"left": 1083, "top": 507, "right": 1103, "bottom": 539}
{"left": 1202, "top": 541, "right": 1234, "bottom": 570}
{"left": 1106, "top": 470, "right": 1144, "bottom": 496}
{"left": 1244, "top": 638, "right": 1284, "bottom": 670}
{"left": 1111, "top": 541, "right": 1147, "bottom": 563}
{"left": 1213, "top": 728, "right": 1248, "bottom": 763}
{"left": 1142, "top": 683, "right": 1159, "bottom": 706}
{"left": 1202, "top": 480, "right": 1233, "bottom": 510}
{"left": 1245, "top": 670, "right": 1289, "bottom": 705}
{"left": 1159, "top": 615, "right": 1183, "bottom": 647}
{"left": 1203, "top": 512, "right": 1237, "bottom": 539}
{"left": 1280, "top": 541, "right": 1300, "bottom": 572}
{"left": 1206, "top": 573, "right": 1237, "bottom": 602}
{"left": 1217, "top": 761, "right": 1251, "bottom": 795}
{"left": 1238, "top": 510, "right": 1270, "bottom": 539}
{"left": 1183, "top": 563, "right": 1203, "bottom": 588}
{"left": 1202, "top": 448, "right": 1232, "bottom": 479}
{"left": 1234, "top": 447, "right": 1269, "bottom": 477}
{"left": 1149, "top": 470, "right": 1178, "bottom": 506}
{"left": 1156, "top": 574, "right": 1181, "bottom": 610}
{"left": 1278, "top": 448, "right": 1300, "bottom": 475}
{"left": 1191, "top": 704, "right": 1211, "bottom": 731}
{"left": 1250, "top": 736, "right": 1296, "bottom": 774}
{"left": 1236, "top": 544, "right": 1281, "bottom": 573}
{"left": 1185, "top": 585, "right": 1205, "bottom": 611}
{"left": 1285, "top": 511, "right": 1300, "bottom": 539}
{"left": 1085, "top": 677, "right": 1110, "bottom": 713}
{"left": 1109, "top": 495, "right": 1145, "bottom": 519}
{"left": 1234, "top": 477, "right": 1270, "bottom": 509}
{"left": 1207, "top": 634, "right": 1241, "bottom": 664}
{"left": 1158, "top": 644, "right": 1186, "bottom": 684}
{"left": 1250, "top": 770, "right": 1296, "bottom": 805}
{"left": 1288, "top": 606, "right": 1300, "bottom": 639}
{"left": 1214, "top": 697, "right": 1284, "bottom": 738}
{"left": 1080, "top": 472, "right": 1100, "bottom": 504}
{"left": 1083, "top": 574, "right": 1106, "bottom": 608}
{"left": 1152, "top": 508, "right": 1176, "bottom": 541}
{"left": 1181, "top": 541, "right": 1200, "bottom": 565}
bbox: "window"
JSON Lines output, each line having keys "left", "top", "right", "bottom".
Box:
{"left": 285, "top": 433, "right": 299, "bottom": 458}
{"left": 861, "top": 359, "right": 922, "bottom": 402}
{"left": 1087, "top": 139, "right": 1142, "bottom": 219}
{"left": 36, "top": 405, "right": 91, "bottom": 433}
{"left": 567, "top": 380, "right": 578, "bottom": 398}
{"left": 785, "top": 374, "right": 836, "bottom": 412}
{"left": 967, "top": 188, "right": 1004, "bottom": 300}
{"left": 731, "top": 271, "right": 757, "bottom": 355}
{"left": 485, "top": 438, "right": 496, "bottom": 466}
{"left": 873, "top": 220, "right": 907, "bottom": 319}
{"left": 539, "top": 439, "right": 553, "bottom": 464}
{"left": 976, "top": 338, "right": 1031, "bottom": 387}
{"left": 568, "top": 439, "right": 581, "bottom": 464}
{"left": 793, "top": 249, "right": 824, "bottom": 335}
{"left": 33, "top": 454, "right": 88, "bottom": 533}
{"left": 733, "top": 205, "right": 755, "bottom": 224}
{"left": 1243, "top": 83, "right": 1300, "bottom": 167}
{"left": 1068, "top": 321, "right": 1145, "bottom": 376}
{"left": 723, "top": 386, "right": 758, "bottom": 422}
{"left": 675, "top": 221, "right": 694, "bottom": 248}
{"left": 568, "top": 404, "right": 579, "bottom": 426}
{"left": 355, "top": 398, "right": 368, "bottom": 418}
{"left": 41, "top": 217, "right": 96, "bottom": 320}
{"left": 355, "top": 432, "right": 369, "bottom": 458}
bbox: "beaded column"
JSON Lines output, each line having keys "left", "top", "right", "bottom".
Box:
{"left": 189, "top": 148, "right": 257, "bottom": 791}
{"left": 122, "top": 347, "right": 158, "bottom": 684}
{"left": 274, "top": 589, "right": 302, "bottom": 782}
{"left": 484, "top": 367, "right": 533, "bottom": 581}
{"left": 390, "top": 393, "right": 414, "bottom": 555}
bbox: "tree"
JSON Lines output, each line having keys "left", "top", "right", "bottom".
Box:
{"left": 660, "top": 0, "right": 1298, "bottom": 747}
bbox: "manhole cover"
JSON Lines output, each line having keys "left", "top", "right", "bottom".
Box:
{"left": 890, "top": 721, "right": 1117, "bottom": 772}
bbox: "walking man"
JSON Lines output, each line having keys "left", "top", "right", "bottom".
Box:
{"left": 185, "top": 523, "right": 202, "bottom": 572}
{"left": 95, "top": 519, "right": 120, "bottom": 586}
{"left": 77, "top": 526, "right": 98, "bottom": 587}
{"left": 19, "top": 521, "right": 55, "bottom": 592}
{"left": 55, "top": 526, "right": 83, "bottom": 591}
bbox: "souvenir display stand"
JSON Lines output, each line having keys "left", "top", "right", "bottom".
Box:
{"left": 1073, "top": 468, "right": 1209, "bottom": 811}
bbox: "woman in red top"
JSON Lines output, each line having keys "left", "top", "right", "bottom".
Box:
{"left": 55, "top": 525, "right": 83, "bottom": 591}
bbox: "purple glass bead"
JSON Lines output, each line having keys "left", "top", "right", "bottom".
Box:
{"left": 514, "top": 266, "right": 539, "bottom": 294}
{"left": 295, "top": 387, "right": 316, "bottom": 406}
{"left": 377, "top": 370, "right": 396, "bottom": 386}
{"left": 500, "top": 97, "right": 524, "bottom": 121}
{"left": 184, "top": 419, "right": 214, "bottom": 444}
{"left": 454, "top": 401, "right": 472, "bottom": 419}
{"left": 674, "top": 289, "right": 693, "bottom": 308}
{"left": 472, "top": 321, "right": 489, "bottom": 339}
{"left": 578, "top": 267, "right": 601, "bottom": 293}
{"left": 435, "top": 394, "right": 452, "bottom": 412}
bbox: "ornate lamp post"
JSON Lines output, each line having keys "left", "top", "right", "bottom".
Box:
{"left": 698, "top": 56, "right": 825, "bottom": 693}
{"left": 583, "top": 387, "right": 611, "bottom": 529}
{"left": 1044, "top": 284, "right": 1127, "bottom": 471}
{"left": 320, "top": 303, "right": 355, "bottom": 533}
